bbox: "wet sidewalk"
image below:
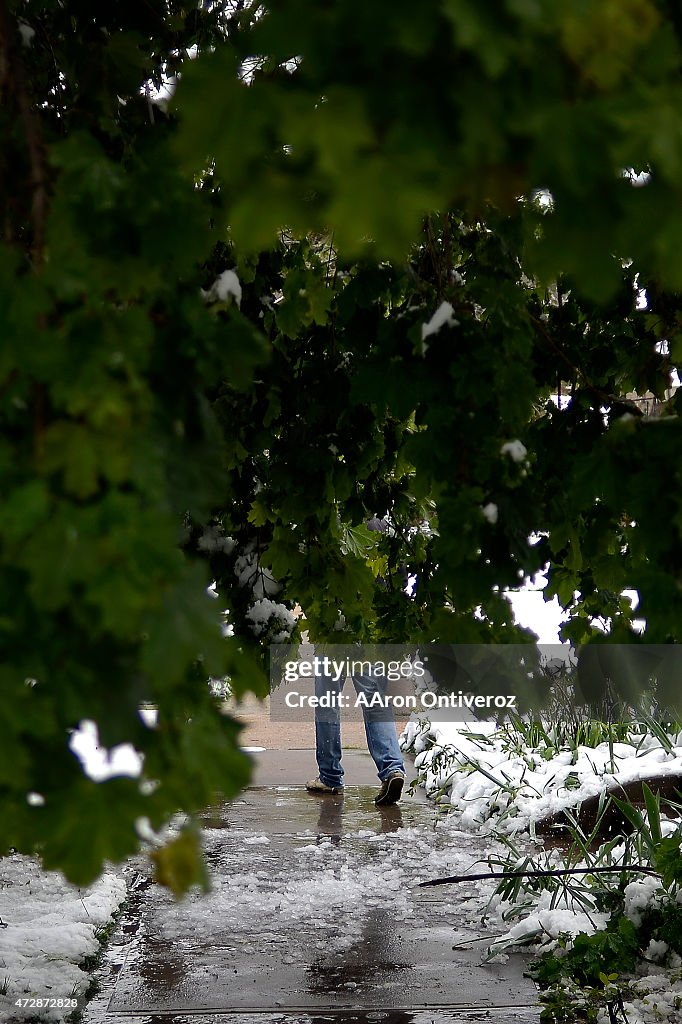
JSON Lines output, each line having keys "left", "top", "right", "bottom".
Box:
{"left": 83, "top": 714, "right": 540, "bottom": 1024}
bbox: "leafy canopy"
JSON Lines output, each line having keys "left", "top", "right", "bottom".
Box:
{"left": 1, "top": 0, "right": 681, "bottom": 888}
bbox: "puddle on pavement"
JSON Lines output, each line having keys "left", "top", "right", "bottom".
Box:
{"left": 137, "top": 935, "right": 187, "bottom": 991}
{"left": 201, "top": 790, "right": 409, "bottom": 840}
{"left": 306, "top": 908, "right": 410, "bottom": 996}
{"left": 83, "top": 787, "right": 539, "bottom": 1023}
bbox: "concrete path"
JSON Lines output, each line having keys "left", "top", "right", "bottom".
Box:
{"left": 83, "top": 700, "right": 540, "bottom": 1024}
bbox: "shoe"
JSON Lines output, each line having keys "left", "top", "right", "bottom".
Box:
{"left": 374, "top": 771, "right": 405, "bottom": 806}
{"left": 306, "top": 776, "right": 343, "bottom": 795}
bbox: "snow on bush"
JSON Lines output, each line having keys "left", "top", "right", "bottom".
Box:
{"left": 500, "top": 439, "right": 528, "bottom": 463}
{"left": 203, "top": 536, "right": 294, "bottom": 696}
{"left": 482, "top": 502, "right": 498, "bottom": 524}
{"left": 246, "top": 598, "right": 297, "bottom": 642}
{"left": 198, "top": 526, "right": 236, "bottom": 554}
{"left": 624, "top": 876, "right": 667, "bottom": 928}
{"left": 234, "top": 546, "right": 281, "bottom": 598}
{"left": 421, "top": 300, "right": 458, "bottom": 341}
{"left": 402, "top": 713, "right": 682, "bottom": 1022}
{"left": 401, "top": 718, "right": 682, "bottom": 834}
{"left": 201, "top": 268, "right": 242, "bottom": 306}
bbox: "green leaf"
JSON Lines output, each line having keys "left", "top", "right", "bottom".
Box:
{"left": 339, "top": 523, "right": 375, "bottom": 558}
{"left": 653, "top": 836, "right": 682, "bottom": 889}
{"left": 247, "top": 498, "right": 272, "bottom": 527}
{"left": 39, "top": 777, "right": 147, "bottom": 886}
{"left": 642, "top": 782, "right": 662, "bottom": 844}
{"left": 0, "top": 481, "right": 50, "bottom": 545}
{"left": 151, "top": 825, "right": 210, "bottom": 898}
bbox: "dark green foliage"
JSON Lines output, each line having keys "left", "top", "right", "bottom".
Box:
{"left": 529, "top": 819, "right": 682, "bottom": 1018}
{"left": 1, "top": 0, "right": 681, "bottom": 886}
{"left": 0, "top": 0, "right": 267, "bottom": 889}
{"left": 531, "top": 916, "right": 640, "bottom": 989}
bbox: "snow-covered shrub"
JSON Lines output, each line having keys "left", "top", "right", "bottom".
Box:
{"left": 234, "top": 546, "right": 282, "bottom": 599}
{"left": 246, "top": 598, "right": 297, "bottom": 643}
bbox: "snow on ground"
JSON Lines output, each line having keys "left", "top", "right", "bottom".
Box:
{"left": 624, "top": 974, "right": 682, "bottom": 1024}
{"left": 153, "top": 815, "right": 504, "bottom": 962}
{"left": 0, "top": 855, "right": 126, "bottom": 1022}
{"left": 401, "top": 714, "right": 682, "bottom": 1022}
{"left": 0, "top": 788, "right": 513, "bottom": 1021}
{"left": 4, "top": 705, "right": 682, "bottom": 1022}
{"left": 402, "top": 717, "right": 682, "bottom": 834}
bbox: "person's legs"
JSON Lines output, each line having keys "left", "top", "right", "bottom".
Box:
{"left": 312, "top": 672, "right": 345, "bottom": 789}
{"left": 352, "top": 672, "right": 405, "bottom": 781}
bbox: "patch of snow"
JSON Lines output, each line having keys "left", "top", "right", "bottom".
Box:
{"left": 625, "top": 876, "right": 664, "bottom": 928}
{"left": 421, "top": 301, "right": 458, "bottom": 343}
{"left": 234, "top": 550, "right": 281, "bottom": 598}
{"left": 0, "top": 855, "right": 126, "bottom": 1021}
{"left": 500, "top": 440, "right": 527, "bottom": 463}
{"left": 482, "top": 502, "right": 498, "bottom": 525}
{"left": 245, "top": 598, "right": 297, "bottom": 638}
{"left": 199, "top": 527, "right": 236, "bottom": 554}
{"left": 201, "top": 269, "right": 242, "bottom": 306}
{"left": 69, "top": 720, "right": 143, "bottom": 781}
{"left": 645, "top": 939, "right": 669, "bottom": 963}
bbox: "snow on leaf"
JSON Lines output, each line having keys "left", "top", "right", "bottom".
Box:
{"left": 421, "top": 301, "right": 458, "bottom": 342}
{"left": 482, "top": 502, "right": 499, "bottom": 524}
{"left": 201, "top": 269, "right": 243, "bottom": 306}
{"left": 500, "top": 440, "right": 527, "bottom": 463}
{"left": 246, "top": 598, "right": 297, "bottom": 638}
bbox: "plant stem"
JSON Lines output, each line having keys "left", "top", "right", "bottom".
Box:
{"left": 419, "top": 864, "right": 661, "bottom": 887}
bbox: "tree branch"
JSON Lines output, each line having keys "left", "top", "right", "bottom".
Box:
{"left": 528, "top": 312, "right": 643, "bottom": 415}
{"left": 0, "top": 1, "right": 48, "bottom": 266}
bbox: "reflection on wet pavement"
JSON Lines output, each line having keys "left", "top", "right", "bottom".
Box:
{"left": 306, "top": 909, "right": 409, "bottom": 996}
{"left": 137, "top": 935, "right": 187, "bottom": 992}
{"left": 313, "top": 795, "right": 404, "bottom": 842}
{"left": 84, "top": 787, "right": 539, "bottom": 1023}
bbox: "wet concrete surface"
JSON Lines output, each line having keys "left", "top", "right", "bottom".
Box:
{"left": 84, "top": 782, "right": 539, "bottom": 1024}
{"left": 244, "top": 748, "right": 422, "bottom": 791}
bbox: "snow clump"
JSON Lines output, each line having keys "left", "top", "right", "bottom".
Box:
{"left": 421, "top": 301, "right": 458, "bottom": 342}
{"left": 198, "top": 526, "right": 236, "bottom": 554}
{"left": 234, "top": 547, "right": 281, "bottom": 598}
{"left": 501, "top": 439, "right": 528, "bottom": 463}
{"left": 482, "top": 502, "right": 498, "bottom": 524}
{"left": 201, "top": 269, "right": 242, "bottom": 306}
{"left": 69, "top": 719, "right": 143, "bottom": 781}
{"left": 246, "top": 598, "right": 297, "bottom": 642}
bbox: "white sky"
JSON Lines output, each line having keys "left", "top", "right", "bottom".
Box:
{"left": 507, "top": 584, "right": 565, "bottom": 643}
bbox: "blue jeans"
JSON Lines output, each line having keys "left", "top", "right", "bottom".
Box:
{"left": 314, "top": 672, "right": 405, "bottom": 788}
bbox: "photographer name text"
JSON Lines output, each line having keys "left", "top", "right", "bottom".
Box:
{"left": 283, "top": 691, "right": 518, "bottom": 710}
